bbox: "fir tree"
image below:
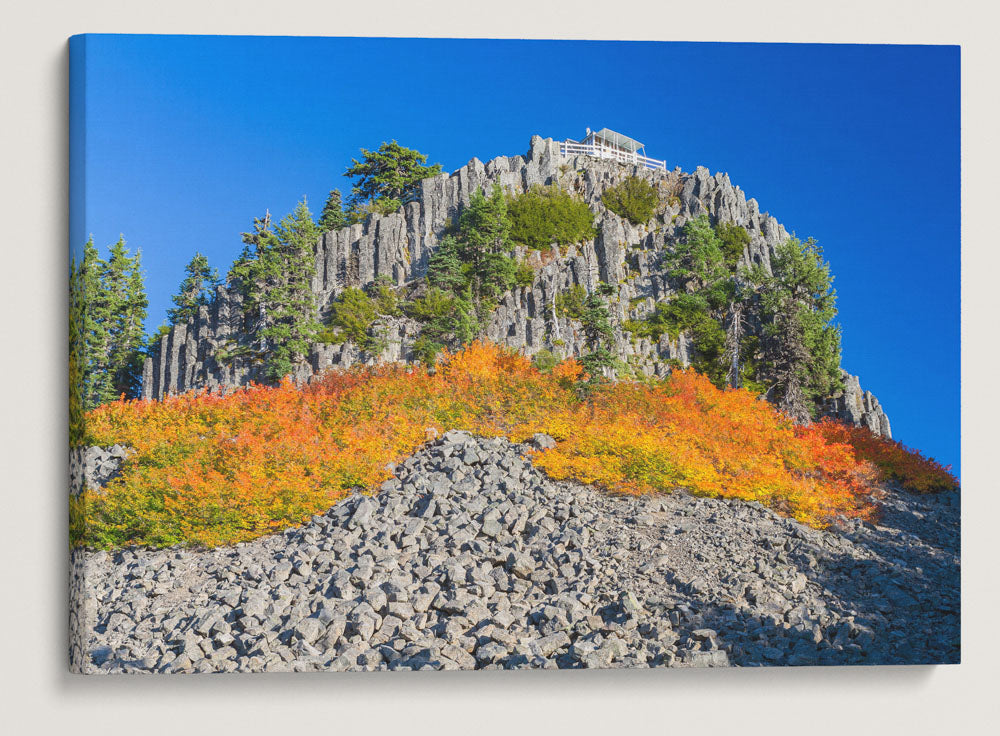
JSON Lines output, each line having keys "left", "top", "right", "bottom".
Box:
{"left": 72, "top": 236, "right": 148, "bottom": 407}
{"left": 76, "top": 237, "right": 112, "bottom": 409}
{"left": 230, "top": 200, "right": 321, "bottom": 382}
{"left": 317, "top": 189, "right": 346, "bottom": 232}
{"left": 456, "top": 183, "right": 518, "bottom": 320}
{"left": 426, "top": 234, "right": 467, "bottom": 293}
{"left": 68, "top": 254, "right": 87, "bottom": 443}
{"left": 167, "top": 252, "right": 219, "bottom": 326}
{"left": 579, "top": 290, "right": 617, "bottom": 382}
{"left": 229, "top": 210, "right": 277, "bottom": 332}
{"left": 665, "top": 215, "right": 729, "bottom": 290}
{"left": 413, "top": 183, "right": 521, "bottom": 354}
{"left": 103, "top": 237, "right": 148, "bottom": 401}
{"left": 753, "top": 236, "right": 843, "bottom": 420}
{"left": 661, "top": 216, "right": 742, "bottom": 387}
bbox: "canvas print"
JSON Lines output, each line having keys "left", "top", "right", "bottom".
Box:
{"left": 68, "top": 35, "right": 960, "bottom": 674}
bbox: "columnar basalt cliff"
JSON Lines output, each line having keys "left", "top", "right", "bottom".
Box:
{"left": 141, "top": 135, "right": 891, "bottom": 436}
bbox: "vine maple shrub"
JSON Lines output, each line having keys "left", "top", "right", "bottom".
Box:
{"left": 72, "top": 342, "right": 957, "bottom": 549}
{"left": 813, "top": 419, "right": 959, "bottom": 494}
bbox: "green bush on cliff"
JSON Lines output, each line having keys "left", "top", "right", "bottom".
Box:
{"left": 532, "top": 348, "right": 560, "bottom": 373}
{"left": 602, "top": 176, "right": 660, "bottom": 225}
{"left": 321, "top": 280, "right": 402, "bottom": 352}
{"left": 323, "top": 287, "right": 378, "bottom": 346}
{"left": 627, "top": 294, "right": 712, "bottom": 342}
{"left": 553, "top": 284, "right": 588, "bottom": 320}
{"left": 508, "top": 185, "right": 596, "bottom": 250}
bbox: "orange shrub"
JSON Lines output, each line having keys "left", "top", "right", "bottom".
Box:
{"left": 73, "top": 342, "right": 925, "bottom": 549}
{"left": 530, "top": 371, "right": 879, "bottom": 527}
{"left": 814, "top": 419, "right": 959, "bottom": 494}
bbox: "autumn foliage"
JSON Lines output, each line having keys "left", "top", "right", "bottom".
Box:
{"left": 72, "top": 342, "right": 953, "bottom": 550}
{"left": 814, "top": 419, "right": 959, "bottom": 494}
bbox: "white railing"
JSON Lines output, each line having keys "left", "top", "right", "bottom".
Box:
{"left": 560, "top": 140, "right": 666, "bottom": 170}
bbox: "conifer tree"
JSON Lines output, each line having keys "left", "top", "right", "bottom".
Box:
{"left": 579, "top": 290, "right": 617, "bottom": 381}
{"left": 750, "top": 236, "right": 843, "bottom": 420}
{"left": 662, "top": 216, "right": 740, "bottom": 387}
{"left": 317, "top": 189, "right": 346, "bottom": 232}
{"left": 168, "top": 253, "right": 219, "bottom": 326}
{"left": 229, "top": 210, "right": 277, "bottom": 333}
{"left": 414, "top": 183, "right": 521, "bottom": 352}
{"left": 456, "top": 183, "right": 517, "bottom": 320}
{"left": 76, "top": 237, "right": 113, "bottom": 409}
{"left": 426, "top": 235, "right": 467, "bottom": 293}
{"left": 344, "top": 141, "right": 442, "bottom": 210}
{"left": 666, "top": 216, "right": 727, "bottom": 289}
{"left": 68, "top": 254, "right": 87, "bottom": 443}
{"left": 72, "top": 236, "right": 148, "bottom": 407}
{"left": 103, "top": 237, "right": 148, "bottom": 401}
{"left": 581, "top": 291, "right": 614, "bottom": 348}
{"left": 229, "top": 200, "right": 321, "bottom": 382}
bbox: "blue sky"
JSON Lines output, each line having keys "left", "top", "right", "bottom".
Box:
{"left": 70, "top": 35, "right": 960, "bottom": 476}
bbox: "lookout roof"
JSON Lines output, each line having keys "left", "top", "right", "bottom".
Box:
{"left": 586, "top": 127, "right": 645, "bottom": 152}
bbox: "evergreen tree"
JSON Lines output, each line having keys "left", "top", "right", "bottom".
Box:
{"left": 661, "top": 216, "right": 742, "bottom": 387}
{"left": 456, "top": 183, "right": 518, "bottom": 320}
{"left": 167, "top": 252, "right": 219, "bottom": 326}
{"left": 68, "top": 255, "right": 87, "bottom": 443}
{"left": 414, "top": 183, "right": 521, "bottom": 355}
{"left": 751, "top": 236, "right": 843, "bottom": 420}
{"left": 318, "top": 189, "right": 346, "bottom": 232}
{"left": 229, "top": 210, "right": 274, "bottom": 310}
{"left": 662, "top": 219, "right": 842, "bottom": 415}
{"left": 103, "top": 237, "right": 148, "bottom": 401}
{"left": 581, "top": 291, "right": 614, "bottom": 348}
{"left": 405, "top": 286, "right": 465, "bottom": 366}
{"left": 426, "top": 234, "right": 467, "bottom": 293}
{"left": 451, "top": 285, "right": 480, "bottom": 345}
{"left": 230, "top": 200, "right": 321, "bottom": 382}
{"left": 579, "top": 290, "right": 617, "bottom": 382}
{"left": 665, "top": 215, "right": 729, "bottom": 290}
{"left": 76, "top": 237, "right": 113, "bottom": 409}
{"left": 344, "top": 140, "right": 442, "bottom": 209}
{"left": 73, "top": 236, "right": 148, "bottom": 407}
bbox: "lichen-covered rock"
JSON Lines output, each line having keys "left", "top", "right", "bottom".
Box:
{"left": 140, "top": 135, "right": 890, "bottom": 435}
{"left": 69, "top": 444, "right": 130, "bottom": 497}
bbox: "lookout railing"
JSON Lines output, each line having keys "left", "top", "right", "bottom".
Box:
{"left": 560, "top": 140, "right": 667, "bottom": 170}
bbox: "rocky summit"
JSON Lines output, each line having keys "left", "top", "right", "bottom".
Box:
{"left": 141, "top": 135, "right": 890, "bottom": 437}
{"left": 69, "top": 432, "right": 959, "bottom": 674}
